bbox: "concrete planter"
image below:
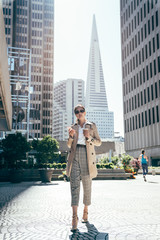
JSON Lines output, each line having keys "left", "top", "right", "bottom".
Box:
{"left": 0, "top": 168, "right": 131, "bottom": 181}
{"left": 9, "top": 169, "right": 24, "bottom": 183}
{"left": 39, "top": 169, "right": 54, "bottom": 182}
{"left": 0, "top": 169, "right": 9, "bottom": 182}
{"left": 96, "top": 169, "right": 130, "bottom": 180}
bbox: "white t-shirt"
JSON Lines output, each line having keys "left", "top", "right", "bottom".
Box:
{"left": 77, "top": 123, "right": 86, "bottom": 145}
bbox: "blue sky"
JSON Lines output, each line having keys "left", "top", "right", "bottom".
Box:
{"left": 54, "top": 0, "right": 124, "bottom": 136}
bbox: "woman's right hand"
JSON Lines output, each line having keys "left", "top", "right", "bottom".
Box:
{"left": 68, "top": 127, "right": 75, "bottom": 138}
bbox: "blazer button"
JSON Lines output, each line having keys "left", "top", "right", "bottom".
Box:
{"left": 93, "top": 162, "right": 94, "bottom": 164}
{"left": 90, "top": 143, "right": 92, "bottom": 145}
{"left": 92, "top": 153, "right": 94, "bottom": 155}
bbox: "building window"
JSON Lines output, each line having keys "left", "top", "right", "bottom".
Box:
{"left": 147, "top": 87, "right": 150, "bottom": 102}
{"left": 142, "top": 112, "right": 144, "bottom": 127}
{"left": 154, "top": 59, "right": 156, "bottom": 75}
{"left": 144, "top": 24, "right": 147, "bottom": 38}
{"left": 156, "top": 11, "right": 158, "bottom": 27}
{"left": 138, "top": 93, "right": 140, "bottom": 107}
{"left": 152, "top": 15, "right": 154, "bottom": 31}
{"left": 134, "top": 76, "right": 136, "bottom": 89}
{"left": 144, "top": 3, "right": 146, "bottom": 18}
{"left": 151, "top": 84, "right": 154, "bottom": 100}
{"left": 132, "top": 116, "right": 135, "bottom": 130}
{"left": 142, "top": 48, "right": 144, "bottom": 62}
{"left": 148, "top": 20, "right": 150, "bottom": 35}
{"left": 156, "top": 105, "right": 159, "bottom": 122}
{"left": 129, "top": 99, "right": 131, "bottom": 111}
{"left": 140, "top": 71, "right": 142, "bottom": 84}
{"left": 135, "top": 95, "right": 137, "bottom": 109}
{"left": 136, "top": 54, "right": 138, "bottom": 67}
{"left": 145, "top": 44, "right": 148, "bottom": 58}
{"left": 152, "top": 107, "right": 155, "bottom": 124}
{"left": 150, "top": 62, "right": 152, "bottom": 78}
{"left": 148, "top": 109, "right": 151, "bottom": 125}
{"left": 137, "top": 12, "right": 139, "bottom": 26}
{"left": 134, "top": 16, "right": 136, "bottom": 29}
{"left": 152, "top": 38, "right": 155, "bottom": 53}
{"left": 147, "top": 0, "right": 150, "bottom": 13}
{"left": 130, "top": 118, "right": 132, "bottom": 131}
{"left": 141, "top": 7, "right": 143, "bottom": 21}
{"left": 156, "top": 33, "right": 159, "bottom": 49}
{"left": 146, "top": 65, "right": 149, "bottom": 80}
{"left": 135, "top": 32, "right": 139, "bottom": 48}
{"left": 137, "top": 74, "right": 139, "bottom": 87}
{"left": 139, "top": 51, "right": 141, "bottom": 64}
{"left": 132, "top": 97, "right": 134, "bottom": 110}
{"left": 151, "top": 0, "right": 153, "bottom": 9}
{"left": 138, "top": 114, "right": 141, "bottom": 128}
{"left": 145, "top": 110, "right": 147, "bottom": 126}
{"left": 143, "top": 68, "right": 145, "bottom": 82}
{"left": 158, "top": 56, "right": 160, "bottom": 72}
{"left": 144, "top": 89, "right": 146, "bottom": 104}
{"left": 149, "top": 41, "right": 152, "bottom": 56}
{"left": 141, "top": 91, "right": 143, "bottom": 105}
{"left": 127, "top": 119, "right": 129, "bottom": 132}
{"left": 136, "top": 115, "right": 138, "bottom": 129}
{"left": 155, "top": 82, "right": 158, "bottom": 98}
{"left": 131, "top": 78, "right": 133, "bottom": 91}
{"left": 132, "top": 39, "right": 135, "bottom": 52}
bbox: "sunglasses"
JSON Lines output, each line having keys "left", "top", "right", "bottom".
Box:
{"left": 75, "top": 109, "right": 85, "bottom": 114}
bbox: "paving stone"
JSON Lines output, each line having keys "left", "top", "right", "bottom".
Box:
{"left": 0, "top": 175, "right": 160, "bottom": 239}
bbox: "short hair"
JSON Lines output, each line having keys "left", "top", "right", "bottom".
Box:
{"left": 74, "top": 104, "right": 85, "bottom": 114}
{"left": 141, "top": 149, "right": 145, "bottom": 154}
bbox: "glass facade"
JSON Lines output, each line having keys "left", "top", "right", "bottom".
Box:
{"left": 120, "top": 0, "right": 160, "bottom": 163}
{"left": 2, "top": 0, "right": 54, "bottom": 138}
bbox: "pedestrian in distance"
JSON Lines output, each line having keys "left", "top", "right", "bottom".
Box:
{"left": 66, "top": 104, "right": 101, "bottom": 231}
{"left": 138, "top": 149, "right": 148, "bottom": 182}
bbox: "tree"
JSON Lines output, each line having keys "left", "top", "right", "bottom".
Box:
{"left": 2, "top": 132, "right": 30, "bottom": 168}
{"left": 36, "top": 135, "right": 59, "bottom": 167}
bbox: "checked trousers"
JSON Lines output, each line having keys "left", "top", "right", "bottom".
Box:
{"left": 70, "top": 145, "right": 92, "bottom": 206}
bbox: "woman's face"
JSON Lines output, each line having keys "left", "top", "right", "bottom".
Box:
{"left": 75, "top": 107, "right": 86, "bottom": 122}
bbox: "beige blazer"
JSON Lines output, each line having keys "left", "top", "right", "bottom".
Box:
{"left": 66, "top": 121, "right": 101, "bottom": 179}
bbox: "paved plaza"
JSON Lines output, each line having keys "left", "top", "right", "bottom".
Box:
{"left": 0, "top": 175, "right": 160, "bottom": 240}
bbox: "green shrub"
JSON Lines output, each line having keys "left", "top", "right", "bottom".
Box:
{"left": 57, "top": 163, "right": 62, "bottom": 169}
{"left": 104, "top": 163, "right": 114, "bottom": 169}
{"left": 96, "top": 163, "right": 101, "bottom": 169}
{"left": 99, "top": 157, "right": 109, "bottom": 164}
{"left": 61, "top": 163, "right": 66, "bottom": 169}
{"left": 111, "top": 156, "right": 119, "bottom": 165}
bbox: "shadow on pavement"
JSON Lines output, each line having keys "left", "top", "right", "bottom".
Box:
{"left": 147, "top": 181, "right": 159, "bottom": 184}
{"left": 0, "top": 181, "right": 59, "bottom": 210}
{"left": 69, "top": 222, "right": 109, "bottom": 240}
{"left": 33, "top": 182, "right": 59, "bottom": 186}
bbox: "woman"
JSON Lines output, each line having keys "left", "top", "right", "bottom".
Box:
{"left": 138, "top": 149, "right": 148, "bottom": 182}
{"left": 66, "top": 104, "right": 101, "bottom": 231}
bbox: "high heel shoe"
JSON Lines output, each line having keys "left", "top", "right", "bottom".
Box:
{"left": 82, "top": 210, "right": 88, "bottom": 223}
{"left": 71, "top": 215, "right": 78, "bottom": 232}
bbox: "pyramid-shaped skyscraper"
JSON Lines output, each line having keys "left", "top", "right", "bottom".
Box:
{"left": 85, "top": 15, "right": 114, "bottom": 139}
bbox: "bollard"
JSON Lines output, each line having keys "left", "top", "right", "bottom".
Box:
{"left": 152, "top": 169, "right": 156, "bottom": 176}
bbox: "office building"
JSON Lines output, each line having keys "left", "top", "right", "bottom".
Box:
{"left": 53, "top": 78, "right": 85, "bottom": 141}
{"left": 85, "top": 15, "right": 114, "bottom": 139}
{"left": 0, "top": 0, "right": 12, "bottom": 133}
{"left": 120, "top": 0, "right": 160, "bottom": 165}
{"left": 2, "top": 0, "right": 54, "bottom": 139}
